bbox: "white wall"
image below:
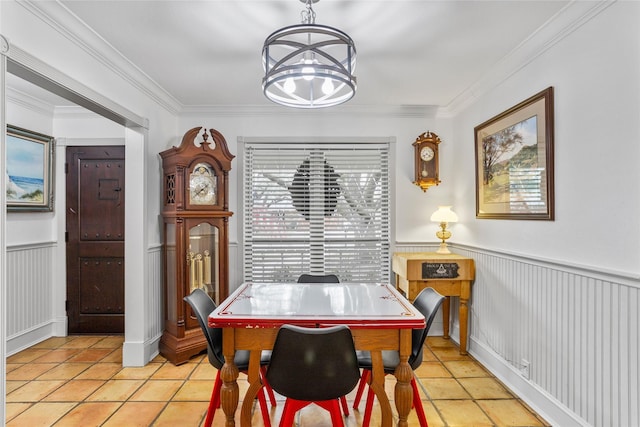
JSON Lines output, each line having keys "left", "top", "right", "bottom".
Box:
{"left": 5, "top": 85, "right": 56, "bottom": 245}
{"left": 447, "top": 3, "right": 640, "bottom": 426}
{"left": 452, "top": 2, "right": 640, "bottom": 274}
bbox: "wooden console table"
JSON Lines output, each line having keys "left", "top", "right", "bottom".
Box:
{"left": 392, "top": 252, "right": 475, "bottom": 354}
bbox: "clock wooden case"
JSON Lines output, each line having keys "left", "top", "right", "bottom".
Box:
{"left": 159, "top": 126, "right": 235, "bottom": 364}
{"left": 413, "top": 131, "right": 441, "bottom": 192}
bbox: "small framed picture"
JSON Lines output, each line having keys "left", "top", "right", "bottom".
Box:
{"left": 6, "top": 125, "right": 55, "bottom": 212}
{"left": 475, "top": 87, "right": 554, "bottom": 220}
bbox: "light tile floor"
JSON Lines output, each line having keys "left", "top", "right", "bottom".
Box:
{"left": 6, "top": 335, "right": 550, "bottom": 426}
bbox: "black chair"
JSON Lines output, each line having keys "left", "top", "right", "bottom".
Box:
{"left": 266, "top": 324, "right": 361, "bottom": 427}
{"left": 296, "top": 273, "right": 351, "bottom": 415}
{"left": 297, "top": 273, "right": 340, "bottom": 283}
{"left": 184, "top": 289, "right": 274, "bottom": 427}
{"left": 352, "top": 287, "right": 445, "bottom": 427}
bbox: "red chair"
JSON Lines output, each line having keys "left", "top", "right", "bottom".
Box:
{"left": 352, "top": 287, "right": 445, "bottom": 427}
{"left": 266, "top": 324, "right": 361, "bottom": 427}
{"left": 184, "top": 289, "right": 274, "bottom": 427}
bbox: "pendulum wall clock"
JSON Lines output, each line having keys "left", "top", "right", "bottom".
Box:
{"left": 413, "top": 131, "right": 441, "bottom": 192}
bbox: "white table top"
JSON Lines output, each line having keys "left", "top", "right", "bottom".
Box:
{"left": 209, "top": 282, "right": 425, "bottom": 329}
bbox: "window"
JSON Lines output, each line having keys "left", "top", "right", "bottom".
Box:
{"left": 242, "top": 141, "right": 391, "bottom": 283}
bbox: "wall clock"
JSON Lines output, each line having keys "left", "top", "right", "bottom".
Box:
{"left": 413, "top": 131, "right": 441, "bottom": 192}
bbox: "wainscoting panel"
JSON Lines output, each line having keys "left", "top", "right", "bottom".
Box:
{"left": 394, "top": 243, "right": 639, "bottom": 427}
{"left": 146, "top": 245, "right": 163, "bottom": 346}
{"left": 6, "top": 242, "right": 56, "bottom": 354}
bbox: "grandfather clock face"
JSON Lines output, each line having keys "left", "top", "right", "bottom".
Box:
{"left": 413, "top": 132, "right": 441, "bottom": 192}
{"left": 189, "top": 163, "right": 217, "bottom": 205}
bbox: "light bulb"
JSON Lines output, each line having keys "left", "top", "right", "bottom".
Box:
{"left": 321, "top": 78, "right": 334, "bottom": 95}
{"left": 283, "top": 78, "right": 296, "bottom": 94}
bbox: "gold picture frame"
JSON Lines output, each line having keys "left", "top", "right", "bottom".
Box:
{"left": 6, "top": 125, "right": 55, "bottom": 212}
{"left": 475, "top": 87, "right": 554, "bottom": 220}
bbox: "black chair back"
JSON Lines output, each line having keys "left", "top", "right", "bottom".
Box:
{"left": 183, "top": 289, "right": 225, "bottom": 369}
{"left": 409, "top": 287, "right": 446, "bottom": 368}
{"left": 266, "top": 324, "right": 360, "bottom": 402}
{"left": 297, "top": 274, "right": 340, "bottom": 283}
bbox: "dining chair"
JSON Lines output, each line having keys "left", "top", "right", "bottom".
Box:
{"left": 184, "top": 289, "right": 274, "bottom": 427}
{"left": 296, "top": 273, "right": 340, "bottom": 283}
{"left": 265, "top": 324, "right": 361, "bottom": 427}
{"left": 352, "top": 287, "right": 445, "bottom": 427}
{"left": 296, "top": 272, "right": 351, "bottom": 416}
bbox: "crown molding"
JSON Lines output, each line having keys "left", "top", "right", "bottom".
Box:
{"left": 6, "top": 85, "right": 55, "bottom": 117}
{"left": 180, "top": 103, "right": 439, "bottom": 119}
{"left": 438, "top": 0, "right": 616, "bottom": 118}
{"left": 18, "top": 0, "right": 182, "bottom": 115}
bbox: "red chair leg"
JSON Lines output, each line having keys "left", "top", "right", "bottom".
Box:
{"left": 340, "top": 396, "right": 349, "bottom": 416}
{"left": 204, "top": 370, "right": 222, "bottom": 427}
{"left": 411, "top": 378, "right": 428, "bottom": 427}
{"left": 352, "top": 369, "right": 370, "bottom": 409}
{"left": 279, "top": 399, "right": 311, "bottom": 427}
{"left": 362, "top": 384, "right": 376, "bottom": 427}
{"left": 260, "top": 366, "right": 277, "bottom": 407}
{"left": 257, "top": 387, "right": 272, "bottom": 427}
{"left": 316, "top": 399, "right": 345, "bottom": 427}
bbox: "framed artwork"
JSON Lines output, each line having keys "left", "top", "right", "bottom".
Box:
{"left": 475, "top": 87, "right": 554, "bottom": 220}
{"left": 6, "top": 125, "right": 55, "bottom": 212}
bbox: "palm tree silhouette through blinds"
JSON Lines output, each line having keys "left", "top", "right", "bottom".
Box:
{"left": 289, "top": 158, "right": 341, "bottom": 220}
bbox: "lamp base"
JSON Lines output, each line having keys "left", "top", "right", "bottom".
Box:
{"left": 436, "top": 242, "right": 451, "bottom": 254}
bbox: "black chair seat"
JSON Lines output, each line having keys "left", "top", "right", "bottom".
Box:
{"left": 354, "top": 348, "right": 424, "bottom": 373}
{"left": 207, "top": 347, "right": 271, "bottom": 372}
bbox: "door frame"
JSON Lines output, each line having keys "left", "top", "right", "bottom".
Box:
{"left": 1, "top": 39, "right": 152, "bottom": 370}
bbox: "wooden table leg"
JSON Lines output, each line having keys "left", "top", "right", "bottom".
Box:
{"left": 459, "top": 281, "right": 470, "bottom": 355}
{"left": 369, "top": 350, "right": 392, "bottom": 427}
{"left": 394, "top": 329, "right": 413, "bottom": 427}
{"left": 220, "top": 328, "right": 239, "bottom": 427}
{"left": 442, "top": 296, "right": 451, "bottom": 339}
{"left": 241, "top": 350, "right": 263, "bottom": 426}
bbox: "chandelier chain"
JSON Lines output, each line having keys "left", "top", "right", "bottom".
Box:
{"left": 300, "top": 0, "right": 316, "bottom": 24}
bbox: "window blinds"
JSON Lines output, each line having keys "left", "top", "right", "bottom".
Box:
{"left": 242, "top": 142, "right": 390, "bottom": 283}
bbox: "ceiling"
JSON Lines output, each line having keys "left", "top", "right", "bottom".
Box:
{"left": 10, "top": 0, "right": 572, "bottom": 111}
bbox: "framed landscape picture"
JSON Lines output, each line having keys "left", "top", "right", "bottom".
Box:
{"left": 475, "top": 87, "right": 554, "bottom": 220}
{"left": 6, "top": 125, "right": 55, "bottom": 212}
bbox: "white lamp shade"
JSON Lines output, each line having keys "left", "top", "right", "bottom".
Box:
{"left": 430, "top": 206, "right": 458, "bottom": 223}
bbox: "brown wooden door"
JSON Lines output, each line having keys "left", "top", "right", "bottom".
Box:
{"left": 66, "top": 146, "right": 125, "bottom": 334}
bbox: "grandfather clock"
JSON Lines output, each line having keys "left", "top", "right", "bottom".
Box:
{"left": 159, "top": 126, "right": 234, "bottom": 364}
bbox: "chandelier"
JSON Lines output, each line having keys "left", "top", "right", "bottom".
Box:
{"left": 262, "top": 0, "right": 357, "bottom": 108}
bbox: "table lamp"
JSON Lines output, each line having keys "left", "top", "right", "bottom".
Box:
{"left": 430, "top": 206, "right": 458, "bottom": 254}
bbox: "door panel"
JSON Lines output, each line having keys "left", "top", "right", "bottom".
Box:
{"left": 66, "top": 146, "right": 125, "bottom": 334}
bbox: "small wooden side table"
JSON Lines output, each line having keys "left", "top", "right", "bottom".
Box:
{"left": 392, "top": 252, "right": 475, "bottom": 354}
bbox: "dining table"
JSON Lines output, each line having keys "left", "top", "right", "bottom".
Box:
{"left": 208, "top": 281, "right": 426, "bottom": 427}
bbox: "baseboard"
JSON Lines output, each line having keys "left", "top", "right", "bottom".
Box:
{"left": 6, "top": 322, "right": 55, "bottom": 356}
{"left": 469, "top": 337, "right": 589, "bottom": 427}
{"left": 122, "top": 333, "right": 161, "bottom": 367}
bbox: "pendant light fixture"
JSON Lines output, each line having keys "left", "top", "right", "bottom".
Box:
{"left": 262, "top": 0, "right": 357, "bottom": 108}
